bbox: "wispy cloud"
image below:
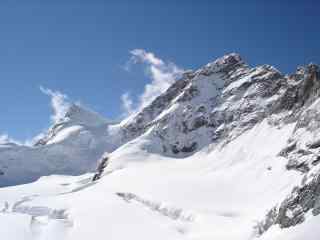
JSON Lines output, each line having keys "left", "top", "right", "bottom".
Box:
{"left": 0, "top": 134, "right": 7, "bottom": 144}
{"left": 40, "top": 86, "right": 71, "bottom": 124}
{"left": 0, "top": 134, "right": 22, "bottom": 145}
{"left": 121, "top": 92, "right": 134, "bottom": 116}
{"left": 121, "top": 49, "right": 184, "bottom": 117}
{"left": 2, "top": 87, "right": 73, "bottom": 146}
{"left": 0, "top": 134, "right": 12, "bottom": 144}
{"left": 12, "top": 87, "right": 73, "bottom": 146}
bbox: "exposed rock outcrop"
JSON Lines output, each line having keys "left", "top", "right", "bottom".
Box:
{"left": 257, "top": 167, "right": 320, "bottom": 234}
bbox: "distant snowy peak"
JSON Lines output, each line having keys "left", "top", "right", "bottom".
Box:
{"left": 0, "top": 101, "right": 119, "bottom": 186}
{"left": 62, "top": 104, "right": 109, "bottom": 127}
{"left": 35, "top": 103, "right": 109, "bottom": 146}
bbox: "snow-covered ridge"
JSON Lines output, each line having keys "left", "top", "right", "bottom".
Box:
{"left": 202, "top": 52, "right": 245, "bottom": 74}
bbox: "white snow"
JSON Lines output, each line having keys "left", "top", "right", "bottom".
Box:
{"left": 46, "top": 126, "right": 83, "bottom": 145}
{"left": 260, "top": 215, "right": 320, "bottom": 240}
{"left": 223, "top": 74, "right": 252, "bottom": 93}
{"left": 0, "top": 120, "right": 306, "bottom": 240}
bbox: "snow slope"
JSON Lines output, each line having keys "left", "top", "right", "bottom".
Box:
{"left": 0, "top": 120, "right": 304, "bottom": 240}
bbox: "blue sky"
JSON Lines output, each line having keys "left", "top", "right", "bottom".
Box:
{"left": 0, "top": 0, "right": 319, "bottom": 141}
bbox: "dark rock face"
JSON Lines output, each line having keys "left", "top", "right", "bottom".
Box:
{"left": 258, "top": 169, "right": 320, "bottom": 234}
{"left": 255, "top": 64, "right": 320, "bottom": 236}
{"left": 92, "top": 153, "right": 109, "bottom": 181}
{"left": 255, "top": 207, "right": 278, "bottom": 236}
{"left": 171, "top": 142, "right": 197, "bottom": 154}
{"left": 275, "top": 64, "right": 320, "bottom": 114}
{"left": 272, "top": 64, "right": 320, "bottom": 173}
{"left": 121, "top": 76, "right": 190, "bottom": 141}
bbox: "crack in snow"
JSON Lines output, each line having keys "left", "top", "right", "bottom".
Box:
{"left": 116, "top": 192, "right": 194, "bottom": 222}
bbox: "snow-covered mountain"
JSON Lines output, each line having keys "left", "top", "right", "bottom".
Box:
{"left": 0, "top": 104, "right": 123, "bottom": 186}
{"left": 1, "top": 53, "right": 320, "bottom": 240}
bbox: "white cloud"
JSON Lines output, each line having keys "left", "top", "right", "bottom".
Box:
{"left": 40, "top": 86, "right": 71, "bottom": 123}
{"left": 121, "top": 92, "right": 134, "bottom": 116}
{"left": 6, "top": 87, "right": 73, "bottom": 146}
{"left": 1, "top": 87, "right": 82, "bottom": 147}
{"left": 121, "top": 49, "right": 184, "bottom": 116}
{"left": 0, "top": 134, "right": 22, "bottom": 145}
{"left": 130, "top": 49, "right": 164, "bottom": 66}
{"left": 0, "top": 134, "right": 10, "bottom": 144}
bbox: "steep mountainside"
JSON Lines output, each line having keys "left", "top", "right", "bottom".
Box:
{"left": 120, "top": 53, "right": 287, "bottom": 156}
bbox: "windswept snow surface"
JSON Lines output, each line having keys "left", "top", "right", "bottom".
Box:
{"left": 0, "top": 120, "right": 310, "bottom": 240}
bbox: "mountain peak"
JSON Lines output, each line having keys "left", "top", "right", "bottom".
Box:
{"left": 205, "top": 53, "right": 245, "bottom": 72}
{"left": 34, "top": 103, "right": 109, "bottom": 146}
{"left": 57, "top": 103, "right": 108, "bottom": 127}
{"left": 211, "top": 52, "right": 242, "bottom": 65}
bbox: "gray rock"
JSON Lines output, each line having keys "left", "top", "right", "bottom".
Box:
{"left": 259, "top": 169, "right": 320, "bottom": 234}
